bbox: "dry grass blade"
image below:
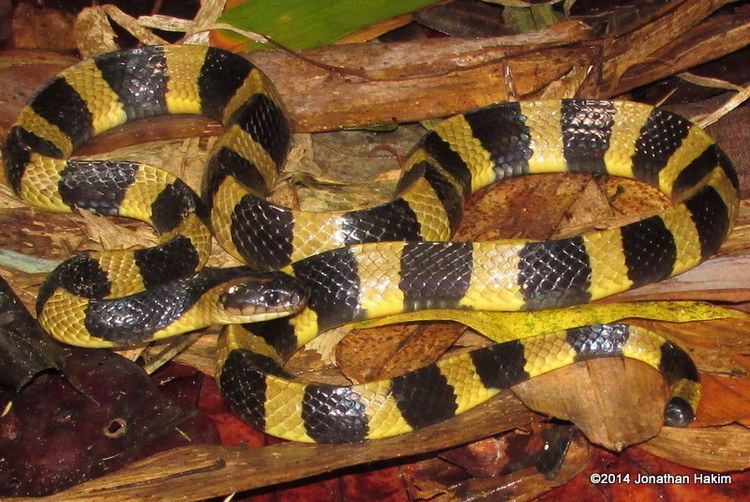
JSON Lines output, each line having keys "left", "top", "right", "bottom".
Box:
{"left": 692, "top": 81, "right": 750, "bottom": 128}
{"left": 677, "top": 72, "right": 744, "bottom": 92}
{"left": 100, "top": 4, "right": 168, "bottom": 45}
{"left": 141, "top": 333, "right": 203, "bottom": 375}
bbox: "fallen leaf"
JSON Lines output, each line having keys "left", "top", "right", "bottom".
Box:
{"left": 0, "top": 351, "right": 218, "bottom": 497}
{"left": 692, "top": 373, "right": 750, "bottom": 428}
{"left": 512, "top": 358, "right": 666, "bottom": 451}
{"left": 0, "top": 276, "right": 64, "bottom": 391}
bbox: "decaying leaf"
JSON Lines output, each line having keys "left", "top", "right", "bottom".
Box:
{"left": 513, "top": 358, "right": 667, "bottom": 450}
{"left": 0, "top": 277, "right": 64, "bottom": 391}
{"left": 337, "top": 322, "right": 467, "bottom": 383}
{"left": 692, "top": 373, "right": 750, "bottom": 428}
{"left": 0, "top": 350, "right": 218, "bottom": 497}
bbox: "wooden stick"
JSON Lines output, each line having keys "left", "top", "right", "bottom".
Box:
{"left": 242, "top": 0, "right": 743, "bottom": 132}
{"left": 614, "top": 4, "right": 750, "bottom": 95}
{"left": 37, "top": 395, "right": 539, "bottom": 501}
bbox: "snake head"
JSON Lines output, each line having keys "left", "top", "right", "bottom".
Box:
{"left": 219, "top": 272, "right": 307, "bottom": 320}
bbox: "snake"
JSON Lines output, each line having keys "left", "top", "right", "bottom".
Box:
{"left": 2, "top": 45, "right": 739, "bottom": 443}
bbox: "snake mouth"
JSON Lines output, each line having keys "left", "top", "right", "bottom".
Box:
{"left": 219, "top": 272, "right": 308, "bottom": 318}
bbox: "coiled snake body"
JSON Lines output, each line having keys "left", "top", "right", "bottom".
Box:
{"left": 3, "top": 45, "right": 739, "bottom": 443}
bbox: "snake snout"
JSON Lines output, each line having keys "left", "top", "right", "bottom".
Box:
{"left": 220, "top": 272, "right": 307, "bottom": 317}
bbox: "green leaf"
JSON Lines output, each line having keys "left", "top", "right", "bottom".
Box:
{"left": 214, "top": 0, "right": 443, "bottom": 51}
{"left": 502, "top": 5, "right": 562, "bottom": 33}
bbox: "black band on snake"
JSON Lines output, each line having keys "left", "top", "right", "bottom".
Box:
{"left": 2, "top": 45, "right": 739, "bottom": 443}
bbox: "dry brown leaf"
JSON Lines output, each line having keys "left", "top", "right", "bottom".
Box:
{"left": 74, "top": 6, "right": 118, "bottom": 57}
{"left": 12, "top": 2, "right": 76, "bottom": 51}
{"left": 336, "top": 322, "right": 468, "bottom": 383}
{"left": 292, "top": 325, "right": 352, "bottom": 369}
{"left": 172, "top": 329, "right": 221, "bottom": 376}
{"left": 512, "top": 358, "right": 667, "bottom": 451}
{"left": 76, "top": 210, "right": 158, "bottom": 254}
{"left": 692, "top": 373, "right": 750, "bottom": 428}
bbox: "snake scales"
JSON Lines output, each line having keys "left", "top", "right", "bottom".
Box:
{"left": 2, "top": 45, "right": 739, "bottom": 443}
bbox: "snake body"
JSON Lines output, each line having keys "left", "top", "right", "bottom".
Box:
{"left": 2, "top": 45, "right": 740, "bottom": 443}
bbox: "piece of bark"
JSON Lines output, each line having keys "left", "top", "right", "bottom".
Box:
{"left": 239, "top": 0, "right": 744, "bottom": 131}
{"left": 251, "top": 44, "right": 597, "bottom": 132}
{"left": 640, "top": 425, "right": 750, "bottom": 472}
{"left": 1, "top": 6, "right": 747, "bottom": 136}
{"left": 615, "top": 3, "right": 750, "bottom": 95}
{"left": 601, "top": 0, "right": 731, "bottom": 92}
